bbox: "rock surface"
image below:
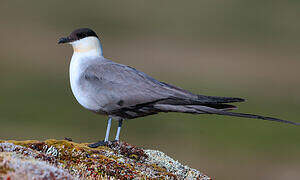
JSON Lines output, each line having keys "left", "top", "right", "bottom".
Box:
{"left": 0, "top": 139, "right": 210, "bottom": 179}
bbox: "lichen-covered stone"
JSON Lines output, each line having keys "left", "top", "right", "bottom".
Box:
{"left": 0, "top": 151, "right": 75, "bottom": 180}
{"left": 0, "top": 139, "right": 211, "bottom": 180}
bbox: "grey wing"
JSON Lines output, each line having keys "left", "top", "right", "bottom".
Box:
{"left": 82, "top": 62, "right": 174, "bottom": 118}
{"left": 82, "top": 60, "right": 244, "bottom": 119}
{"left": 81, "top": 59, "right": 299, "bottom": 125}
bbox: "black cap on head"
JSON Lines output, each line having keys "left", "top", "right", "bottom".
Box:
{"left": 58, "top": 28, "right": 98, "bottom": 44}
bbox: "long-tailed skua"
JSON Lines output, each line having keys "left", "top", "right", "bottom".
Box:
{"left": 58, "top": 28, "right": 299, "bottom": 147}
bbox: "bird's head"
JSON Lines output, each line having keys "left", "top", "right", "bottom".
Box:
{"left": 58, "top": 28, "right": 102, "bottom": 56}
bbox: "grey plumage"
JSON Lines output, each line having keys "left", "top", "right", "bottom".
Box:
{"left": 78, "top": 56, "right": 298, "bottom": 125}
{"left": 59, "top": 27, "right": 298, "bottom": 147}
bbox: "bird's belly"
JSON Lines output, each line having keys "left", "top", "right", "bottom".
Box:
{"left": 70, "top": 79, "right": 100, "bottom": 111}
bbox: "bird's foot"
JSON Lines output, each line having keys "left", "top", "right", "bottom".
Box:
{"left": 112, "top": 140, "right": 119, "bottom": 143}
{"left": 88, "top": 140, "right": 109, "bottom": 148}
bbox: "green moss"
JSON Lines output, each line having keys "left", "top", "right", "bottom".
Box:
{"left": 151, "top": 164, "right": 167, "bottom": 173}
{"left": 0, "top": 139, "right": 203, "bottom": 179}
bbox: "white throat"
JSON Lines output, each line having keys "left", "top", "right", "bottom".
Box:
{"left": 69, "top": 36, "right": 104, "bottom": 111}
{"left": 71, "top": 36, "right": 103, "bottom": 57}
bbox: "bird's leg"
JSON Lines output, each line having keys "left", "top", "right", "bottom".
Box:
{"left": 114, "top": 119, "right": 123, "bottom": 141}
{"left": 88, "top": 117, "right": 112, "bottom": 148}
{"left": 104, "top": 117, "right": 112, "bottom": 142}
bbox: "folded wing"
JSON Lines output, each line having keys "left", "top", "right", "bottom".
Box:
{"left": 82, "top": 59, "right": 298, "bottom": 125}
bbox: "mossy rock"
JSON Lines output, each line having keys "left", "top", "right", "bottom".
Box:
{"left": 0, "top": 139, "right": 210, "bottom": 179}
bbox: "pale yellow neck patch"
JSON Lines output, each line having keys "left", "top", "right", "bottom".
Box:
{"left": 73, "top": 46, "right": 94, "bottom": 53}
{"left": 71, "top": 36, "right": 103, "bottom": 55}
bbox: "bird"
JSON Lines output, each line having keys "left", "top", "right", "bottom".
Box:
{"left": 58, "top": 28, "right": 299, "bottom": 148}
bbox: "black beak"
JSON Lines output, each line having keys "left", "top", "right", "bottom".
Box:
{"left": 58, "top": 37, "right": 70, "bottom": 44}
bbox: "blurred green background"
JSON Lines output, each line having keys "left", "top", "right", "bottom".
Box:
{"left": 1, "top": 0, "right": 300, "bottom": 179}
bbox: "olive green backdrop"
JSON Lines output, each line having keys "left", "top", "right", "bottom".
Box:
{"left": 1, "top": 1, "right": 300, "bottom": 179}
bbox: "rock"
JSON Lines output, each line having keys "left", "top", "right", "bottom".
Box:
{"left": 0, "top": 139, "right": 211, "bottom": 179}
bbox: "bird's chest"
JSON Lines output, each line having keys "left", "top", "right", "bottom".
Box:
{"left": 69, "top": 56, "right": 100, "bottom": 111}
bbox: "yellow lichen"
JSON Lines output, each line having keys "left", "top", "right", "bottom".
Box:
{"left": 0, "top": 139, "right": 209, "bottom": 179}
{"left": 0, "top": 154, "right": 14, "bottom": 175}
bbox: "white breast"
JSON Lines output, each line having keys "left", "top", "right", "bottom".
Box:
{"left": 69, "top": 52, "right": 99, "bottom": 111}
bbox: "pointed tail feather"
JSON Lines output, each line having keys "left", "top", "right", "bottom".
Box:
{"left": 191, "top": 105, "right": 300, "bottom": 125}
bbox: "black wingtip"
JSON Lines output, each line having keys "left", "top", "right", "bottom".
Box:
{"left": 204, "top": 95, "right": 246, "bottom": 103}
{"left": 234, "top": 97, "right": 246, "bottom": 102}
